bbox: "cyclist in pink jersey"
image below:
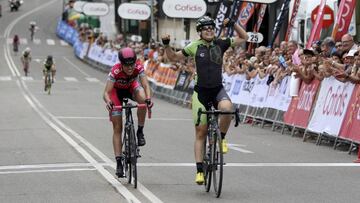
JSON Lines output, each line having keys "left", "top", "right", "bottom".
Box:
{"left": 103, "top": 47, "right": 153, "bottom": 178}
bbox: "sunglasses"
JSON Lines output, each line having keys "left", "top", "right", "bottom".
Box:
{"left": 201, "top": 26, "right": 215, "bottom": 31}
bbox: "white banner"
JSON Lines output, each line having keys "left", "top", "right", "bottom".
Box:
{"left": 250, "top": 75, "right": 269, "bottom": 107}
{"left": 222, "top": 73, "right": 235, "bottom": 96}
{"left": 307, "top": 77, "right": 355, "bottom": 135}
{"left": 265, "top": 76, "right": 291, "bottom": 111}
{"left": 229, "top": 74, "right": 247, "bottom": 105}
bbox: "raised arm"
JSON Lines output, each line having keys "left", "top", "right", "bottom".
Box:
{"left": 223, "top": 18, "right": 248, "bottom": 46}
{"left": 161, "top": 34, "right": 186, "bottom": 62}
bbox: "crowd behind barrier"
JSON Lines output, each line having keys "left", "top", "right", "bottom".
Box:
{"left": 56, "top": 19, "right": 359, "bottom": 156}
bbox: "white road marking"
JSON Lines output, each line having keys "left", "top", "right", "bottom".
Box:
{"left": 85, "top": 77, "right": 100, "bottom": 82}
{"left": 64, "top": 77, "right": 78, "bottom": 82}
{"left": 46, "top": 39, "right": 55, "bottom": 45}
{"left": 21, "top": 76, "right": 33, "bottom": 80}
{"left": 60, "top": 40, "right": 69, "bottom": 46}
{"left": 33, "top": 38, "right": 41, "bottom": 44}
{"left": 228, "top": 143, "right": 254, "bottom": 153}
{"left": 20, "top": 38, "right": 28, "bottom": 44}
{"left": 0, "top": 168, "right": 96, "bottom": 175}
{"left": 0, "top": 76, "right": 12, "bottom": 81}
{"left": 137, "top": 163, "right": 360, "bottom": 167}
{"left": 56, "top": 116, "right": 193, "bottom": 121}
{"left": 64, "top": 57, "right": 91, "bottom": 77}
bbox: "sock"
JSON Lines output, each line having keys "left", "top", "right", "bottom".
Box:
{"left": 221, "top": 132, "right": 226, "bottom": 140}
{"left": 196, "top": 162, "right": 203, "bottom": 173}
{"left": 138, "top": 125, "right": 144, "bottom": 132}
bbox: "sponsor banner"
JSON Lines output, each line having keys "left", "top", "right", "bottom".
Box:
{"left": 331, "top": 0, "right": 357, "bottom": 41}
{"left": 285, "top": 0, "right": 301, "bottom": 41}
{"left": 307, "top": 77, "right": 355, "bottom": 135}
{"left": 339, "top": 84, "right": 360, "bottom": 143}
{"left": 284, "top": 79, "right": 320, "bottom": 128}
{"left": 306, "top": 0, "right": 327, "bottom": 49}
{"left": 253, "top": 4, "right": 267, "bottom": 32}
{"left": 226, "top": 0, "right": 243, "bottom": 37}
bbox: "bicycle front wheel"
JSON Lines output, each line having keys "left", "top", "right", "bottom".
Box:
{"left": 212, "top": 128, "right": 223, "bottom": 198}
{"left": 129, "top": 127, "right": 138, "bottom": 188}
{"left": 203, "top": 136, "right": 211, "bottom": 192}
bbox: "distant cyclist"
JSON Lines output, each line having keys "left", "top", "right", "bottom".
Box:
{"left": 103, "top": 47, "right": 153, "bottom": 178}
{"left": 162, "top": 16, "right": 248, "bottom": 185}
{"left": 21, "top": 47, "right": 32, "bottom": 76}
{"left": 29, "top": 21, "right": 36, "bottom": 41}
{"left": 43, "top": 55, "right": 56, "bottom": 90}
{"left": 13, "top": 34, "right": 19, "bottom": 54}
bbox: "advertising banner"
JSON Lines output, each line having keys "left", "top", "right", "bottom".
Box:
{"left": 339, "top": 84, "right": 360, "bottom": 143}
{"left": 229, "top": 74, "right": 247, "bottom": 104}
{"left": 307, "top": 77, "right": 354, "bottom": 135}
{"left": 306, "top": 0, "right": 327, "bottom": 49}
{"left": 284, "top": 79, "right": 320, "bottom": 128}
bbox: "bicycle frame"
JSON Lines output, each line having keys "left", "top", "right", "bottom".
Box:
{"left": 114, "top": 99, "right": 150, "bottom": 188}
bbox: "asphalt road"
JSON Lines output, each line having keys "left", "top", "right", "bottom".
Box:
{"left": 0, "top": 1, "right": 359, "bottom": 202}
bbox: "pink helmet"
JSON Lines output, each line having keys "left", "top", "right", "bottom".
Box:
{"left": 118, "top": 47, "right": 137, "bottom": 66}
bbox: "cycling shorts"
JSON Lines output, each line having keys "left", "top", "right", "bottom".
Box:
{"left": 110, "top": 81, "right": 143, "bottom": 116}
{"left": 192, "top": 86, "right": 231, "bottom": 125}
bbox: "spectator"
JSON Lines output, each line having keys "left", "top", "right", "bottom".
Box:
{"left": 341, "top": 34, "right": 358, "bottom": 54}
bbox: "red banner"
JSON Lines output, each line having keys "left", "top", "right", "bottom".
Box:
{"left": 284, "top": 80, "right": 320, "bottom": 128}
{"left": 339, "top": 84, "right": 360, "bottom": 143}
{"left": 331, "top": 0, "right": 357, "bottom": 41}
{"left": 285, "top": 0, "right": 301, "bottom": 41}
{"left": 306, "top": 0, "right": 327, "bottom": 49}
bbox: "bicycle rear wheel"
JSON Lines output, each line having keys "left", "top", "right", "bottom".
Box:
{"left": 212, "top": 128, "right": 223, "bottom": 198}
{"left": 47, "top": 74, "right": 51, "bottom": 95}
{"left": 203, "top": 136, "right": 211, "bottom": 192}
{"left": 129, "top": 127, "right": 138, "bottom": 188}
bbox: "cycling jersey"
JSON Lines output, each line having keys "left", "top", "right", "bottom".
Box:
{"left": 108, "top": 60, "right": 145, "bottom": 90}
{"left": 108, "top": 60, "right": 145, "bottom": 113}
{"left": 182, "top": 38, "right": 234, "bottom": 88}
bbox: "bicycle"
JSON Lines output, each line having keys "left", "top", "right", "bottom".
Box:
{"left": 196, "top": 104, "right": 240, "bottom": 198}
{"left": 44, "top": 70, "right": 52, "bottom": 95}
{"left": 114, "top": 99, "right": 151, "bottom": 188}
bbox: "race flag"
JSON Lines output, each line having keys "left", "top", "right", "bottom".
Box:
{"left": 236, "top": 2, "right": 255, "bottom": 27}
{"left": 248, "top": 4, "right": 267, "bottom": 53}
{"left": 214, "top": 0, "right": 233, "bottom": 38}
{"left": 285, "top": 0, "right": 301, "bottom": 41}
{"left": 331, "top": 0, "right": 357, "bottom": 41}
{"left": 306, "top": 0, "right": 327, "bottom": 49}
{"left": 253, "top": 4, "right": 267, "bottom": 32}
{"left": 268, "top": 0, "right": 291, "bottom": 47}
{"left": 226, "top": 0, "right": 243, "bottom": 37}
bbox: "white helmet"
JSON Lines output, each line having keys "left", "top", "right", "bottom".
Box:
{"left": 30, "top": 21, "right": 36, "bottom": 26}
{"left": 24, "top": 47, "right": 31, "bottom": 53}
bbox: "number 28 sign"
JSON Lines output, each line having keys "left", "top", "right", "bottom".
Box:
{"left": 246, "top": 32, "right": 264, "bottom": 43}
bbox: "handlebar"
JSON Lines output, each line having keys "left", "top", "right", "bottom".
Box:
{"left": 195, "top": 108, "right": 240, "bottom": 127}
{"left": 113, "top": 103, "right": 152, "bottom": 119}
